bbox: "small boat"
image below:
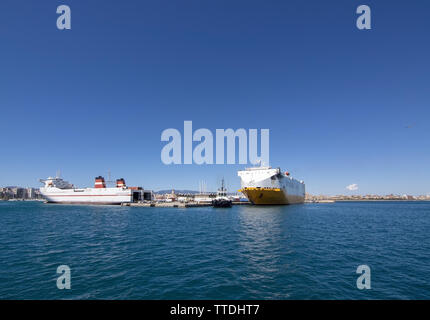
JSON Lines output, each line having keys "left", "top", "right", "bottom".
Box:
{"left": 212, "top": 179, "right": 232, "bottom": 208}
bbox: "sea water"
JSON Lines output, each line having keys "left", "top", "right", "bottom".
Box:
{"left": 0, "top": 201, "right": 429, "bottom": 299}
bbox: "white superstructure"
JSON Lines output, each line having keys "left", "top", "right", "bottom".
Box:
{"left": 238, "top": 165, "right": 305, "bottom": 205}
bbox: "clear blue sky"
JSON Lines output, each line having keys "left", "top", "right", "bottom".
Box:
{"left": 0, "top": 0, "right": 429, "bottom": 195}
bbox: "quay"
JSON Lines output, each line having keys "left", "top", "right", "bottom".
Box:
{"left": 122, "top": 201, "right": 250, "bottom": 208}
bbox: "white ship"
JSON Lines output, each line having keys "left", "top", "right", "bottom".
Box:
{"left": 40, "top": 175, "right": 151, "bottom": 205}
{"left": 238, "top": 165, "right": 305, "bottom": 205}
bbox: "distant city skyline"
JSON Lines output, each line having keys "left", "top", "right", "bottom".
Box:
{"left": 1, "top": 1, "right": 429, "bottom": 195}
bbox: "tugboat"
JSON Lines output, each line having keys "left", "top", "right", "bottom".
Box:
{"left": 212, "top": 178, "right": 232, "bottom": 208}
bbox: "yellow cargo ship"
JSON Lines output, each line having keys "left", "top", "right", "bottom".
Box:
{"left": 238, "top": 166, "right": 305, "bottom": 205}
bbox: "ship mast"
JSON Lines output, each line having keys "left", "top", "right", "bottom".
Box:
{"left": 106, "top": 170, "right": 115, "bottom": 186}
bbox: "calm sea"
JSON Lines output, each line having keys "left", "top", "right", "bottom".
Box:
{"left": 0, "top": 201, "right": 429, "bottom": 299}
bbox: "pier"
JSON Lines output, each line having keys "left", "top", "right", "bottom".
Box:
{"left": 122, "top": 201, "right": 250, "bottom": 208}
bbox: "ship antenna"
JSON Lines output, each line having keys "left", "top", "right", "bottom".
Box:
{"left": 56, "top": 169, "right": 61, "bottom": 178}
{"left": 106, "top": 169, "right": 115, "bottom": 186}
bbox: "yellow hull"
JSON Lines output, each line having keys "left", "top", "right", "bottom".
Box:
{"left": 239, "top": 187, "right": 304, "bottom": 205}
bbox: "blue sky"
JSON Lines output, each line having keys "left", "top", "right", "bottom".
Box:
{"left": 0, "top": 0, "right": 429, "bottom": 195}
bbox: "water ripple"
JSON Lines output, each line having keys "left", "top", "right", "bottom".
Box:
{"left": 0, "top": 201, "right": 429, "bottom": 299}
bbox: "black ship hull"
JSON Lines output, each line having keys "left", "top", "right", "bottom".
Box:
{"left": 212, "top": 199, "right": 232, "bottom": 208}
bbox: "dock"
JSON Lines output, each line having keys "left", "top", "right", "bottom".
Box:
{"left": 122, "top": 201, "right": 250, "bottom": 208}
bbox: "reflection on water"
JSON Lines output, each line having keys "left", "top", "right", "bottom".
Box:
{"left": 235, "top": 205, "right": 297, "bottom": 298}
{"left": 237, "top": 206, "right": 284, "bottom": 266}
